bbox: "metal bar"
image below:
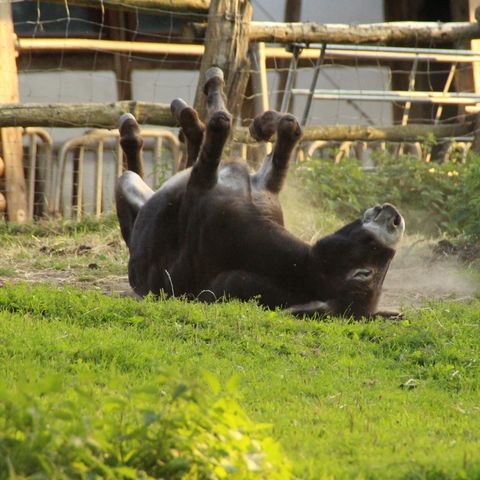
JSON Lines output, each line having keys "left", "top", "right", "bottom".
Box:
{"left": 434, "top": 63, "right": 458, "bottom": 125}
{"left": 54, "top": 128, "right": 180, "bottom": 217}
{"left": 153, "top": 137, "right": 162, "bottom": 187}
{"left": 308, "top": 43, "right": 480, "bottom": 57}
{"left": 400, "top": 57, "right": 419, "bottom": 126}
{"left": 95, "top": 142, "right": 104, "bottom": 218}
{"left": 23, "top": 128, "right": 53, "bottom": 216}
{"left": 27, "top": 133, "right": 37, "bottom": 220}
{"left": 425, "top": 63, "right": 458, "bottom": 162}
{"left": 18, "top": 38, "right": 480, "bottom": 64}
{"left": 279, "top": 45, "right": 302, "bottom": 113}
{"left": 294, "top": 88, "right": 480, "bottom": 99}
{"left": 397, "top": 57, "right": 419, "bottom": 155}
{"left": 258, "top": 42, "right": 269, "bottom": 112}
{"left": 301, "top": 43, "right": 326, "bottom": 126}
{"left": 76, "top": 146, "right": 85, "bottom": 220}
{"left": 290, "top": 89, "right": 480, "bottom": 104}
{"left": 271, "top": 45, "right": 480, "bottom": 63}
{"left": 320, "top": 70, "right": 375, "bottom": 125}
{"left": 116, "top": 138, "right": 123, "bottom": 178}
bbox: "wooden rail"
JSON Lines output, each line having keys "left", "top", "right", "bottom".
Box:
{"left": 248, "top": 20, "right": 480, "bottom": 45}
{"left": 0, "top": 102, "right": 472, "bottom": 142}
{"left": 46, "top": 0, "right": 210, "bottom": 14}
{"left": 0, "top": 102, "right": 174, "bottom": 128}
{"left": 234, "top": 123, "right": 473, "bottom": 144}
{"left": 17, "top": 38, "right": 205, "bottom": 57}
{"left": 41, "top": 0, "right": 480, "bottom": 47}
{"left": 17, "top": 38, "right": 480, "bottom": 65}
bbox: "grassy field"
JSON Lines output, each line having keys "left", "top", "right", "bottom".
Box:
{"left": 0, "top": 218, "right": 479, "bottom": 479}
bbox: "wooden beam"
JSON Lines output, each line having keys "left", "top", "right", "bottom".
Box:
{"left": 0, "top": 102, "right": 174, "bottom": 128}
{"left": 0, "top": 3, "right": 27, "bottom": 223}
{"left": 193, "top": 0, "right": 252, "bottom": 122}
{"left": 0, "top": 103, "right": 471, "bottom": 142}
{"left": 248, "top": 20, "right": 480, "bottom": 45}
{"left": 46, "top": 0, "right": 210, "bottom": 14}
{"left": 17, "top": 38, "right": 205, "bottom": 56}
{"left": 233, "top": 123, "right": 473, "bottom": 143}
{"left": 467, "top": 1, "right": 480, "bottom": 152}
{"left": 18, "top": 38, "right": 480, "bottom": 65}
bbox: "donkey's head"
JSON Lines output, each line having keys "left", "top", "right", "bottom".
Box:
{"left": 311, "top": 203, "right": 405, "bottom": 317}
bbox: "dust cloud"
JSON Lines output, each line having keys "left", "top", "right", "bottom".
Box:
{"left": 281, "top": 186, "right": 480, "bottom": 311}
{"left": 381, "top": 236, "right": 479, "bottom": 311}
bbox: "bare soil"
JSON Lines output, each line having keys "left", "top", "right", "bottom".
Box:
{"left": 1, "top": 227, "right": 478, "bottom": 312}
{"left": 382, "top": 236, "right": 479, "bottom": 310}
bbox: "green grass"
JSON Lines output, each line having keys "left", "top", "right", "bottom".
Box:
{"left": 0, "top": 283, "right": 479, "bottom": 479}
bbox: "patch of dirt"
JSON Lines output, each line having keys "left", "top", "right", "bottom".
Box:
{"left": 1, "top": 227, "right": 478, "bottom": 312}
{"left": 432, "top": 239, "right": 480, "bottom": 264}
{"left": 381, "top": 236, "right": 480, "bottom": 311}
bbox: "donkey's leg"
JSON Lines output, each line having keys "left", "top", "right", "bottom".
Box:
{"left": 118, "top": 113, "right": 145, "bottom": 179}
{"left": 171, "top": 98, "right": 205, "bottom": 169}
{"left": 251, "top": 111, "right": 303, "bottom": 194}
{"left": 204, "top": 269, "right": 334, "bottom": 318}
{"left": 188, "top": 67, "right": 232, "bottom": 191}
{"left": 116, "top": 114, "right": 153, "bottom": 247}
{"left": 202, "top": 269, "right": 294, "bottom": 308}
{"left": 115, "top": 171, "right": 153, "bottom": 247}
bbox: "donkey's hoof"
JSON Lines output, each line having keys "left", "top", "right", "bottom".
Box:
{"left": 171, "top": 98, "right": 189, "bottom": 119}
{"left": 208, "top": 111, "right": 232, "bottom": 134}
{"left": 204, "top": 67, "right": 225, "bottom": 95}
{"left": 277, "top": 114, "right": 302, "bottom": 142}
{"left": 118, "top": 112, "right": 138, "bottom": 132}
{"left": 205, "top": 66, "right": 224, "bottom": 82}
{"left": 249, "top": 110, "right": 280, "bottom": 142}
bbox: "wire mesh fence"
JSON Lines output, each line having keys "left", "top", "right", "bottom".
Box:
{"left": 2, "top": 0, "right": 479, "bottom": 220}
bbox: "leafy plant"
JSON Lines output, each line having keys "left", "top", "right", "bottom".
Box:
{"left": 291, "top": 150, "right": 478, "bottom": 237}
{"left": 0, "top": 371, "right": 289, "bottom": 479}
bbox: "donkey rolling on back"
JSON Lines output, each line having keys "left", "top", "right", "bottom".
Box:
{"left": 115, "top": 67, "right": 405, "bottom": 318}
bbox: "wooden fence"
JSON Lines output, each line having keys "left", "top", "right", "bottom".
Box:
{"left": 2, "top": 0, "right": 480, "bottom": 221}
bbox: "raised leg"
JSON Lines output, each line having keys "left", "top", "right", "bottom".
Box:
{"left": 118, "top": 113, "right": 145, "bottom": 179}
{"left": 202, "top": 269, "right": 294, "bottom": 308}
{"left": 188, "top": 67, "right": 232, "bottom": 191}
{"left": 115, "top": 171, "right": 153, "bottom": 247}
{"left": 171, "top": 98, "right": 205, "bottom": 169}
{"left": 251, "top": 110, "right": 303, "bottom": 194}
{"left": 286, "top": 300, "right": 333, "bottom": 318}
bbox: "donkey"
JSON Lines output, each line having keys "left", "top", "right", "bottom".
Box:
{"left": 115, "top": 67, "right": 404, "bottom": 318}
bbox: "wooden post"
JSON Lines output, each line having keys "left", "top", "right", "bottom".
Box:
{"left": 275, "top": 0, "right": 302, "bottom": 111}
{"left": 193, "top": 0, "right": 253, "bottom": 123}
{"left": 451, "top": 1, "right": 480, "bottom": 152}
{"left": 244, "top": 42, "right": 269, "bottom": 166}
{"left": 105, "top": 10, "right": 133, "bottom": 100}
{"left": 0, "top": 3, "right": 27, "bottom": 223}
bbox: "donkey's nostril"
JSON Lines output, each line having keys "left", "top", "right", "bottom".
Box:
{"left": 393, "top": 213, "right": 401, "bottom": 227}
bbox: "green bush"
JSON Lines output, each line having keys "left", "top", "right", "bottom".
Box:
{"left": 291, "top": 151, "right": 480, "bottom": 238}
{"left": 0, "top": 372, "right": 290, "bottom": 479}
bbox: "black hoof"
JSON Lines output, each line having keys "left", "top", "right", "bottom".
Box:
{"left": 208, "top": 111, "right": 232, "bottom": 134}
{"left": 277, "top": 114, "right": 302, "bottom": 142}
{"left": 171, "top": 98, "right": 189, "bottom": 121}
{"left": 118, "top": 113, "right": 140, "bottom": 136}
